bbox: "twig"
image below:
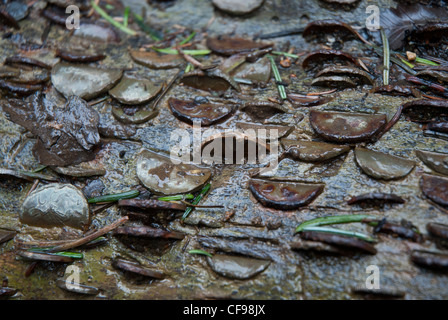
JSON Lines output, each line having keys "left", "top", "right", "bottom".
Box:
{"left": 91, "top": 202, "right": 116, "bottom": 215}
{"left": 153, "top": 70, "right": 182, "bottom": 110}
{"left": 176, "top": 46, "right": 217, "bottom": 70}
{"left": 25, "top": 179, "right": 39, "bottom": 198}
{"left": 406, "top": 76, "right": 448, "bottom": 98}
{"left": 373, "top": 104, "right": 403, "bottom": 142}
{"left": 204, "top": 15, "right": 216, "bottom": 31}
{"left": 307, "top": 88, "right": 337, "bottom": 96}
{"left": 43, "top": 216, "right": 129, "bottom": 252}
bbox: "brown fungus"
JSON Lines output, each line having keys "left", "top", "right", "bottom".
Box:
{"left": 315, "top": 65, "right": 374, "bottom": 85}
{"left": 51, "top": 160, "right": 106, "bottom": 178}
{"left": 111, "top": 103, "right": 158, "bottom": 125}
{"left": 427, "top": 222, "right": 448, "bottom": 241}
{"left": 303, "top": 19, "right": 368, "bottom": 43}
{"left": 302, "top": 50, "right": 357, "bottom": 70}
{"left": 129, "top": 50, "right": 183, "bottom": 69}
{"left": 289, "top": 239, "right": 347, "bottom": 255}
{"left": 109, "top": 76, "right": 163, "bottom": 105}
{"left": 300, "top": 231, "right": 377, "bottom": 255}
{"left": 201, "top": 131, "right": 271, "bottom": 164}
{"left": 373, "top": 220, "right": 423, "bottom": 243}
{"left": 5, "top": 68, "right": 50, "bottom": 85}
{"left": 420, "top": 174, "right": 448, "bottom": 207}
{"left": 114, "top": 226, "right": 185, "bottom": 240}
{"left": 402, "top": 99, "right": 448, "bottom": 123}
{"left": 41, "top": 4, "right": 71, "bottom": 25}
{"left": 236, "top": 122, "right": 294, "bottom": 140}
{"left": 206, "top": 254, "right": 270, "bottom": 280}
{"left": 416, "top": 68, "right": 448, "bottom": 84}
{"left": 347, "top": 193, "right": 405, "bottom": 206}
{"left": 136, "top": 149, "right": 211, "bottom": 195}
{"left": 372, "top": 85, "right": 418, "bottom": 97}
{"left": 416, "top": 150, "right": 448, "bottom": 176}
{"left": 181, "top": 69, "right": 240, "bottom": 92}
{"left": 223, "top": 56, "right": 272, "bottom": 84}
{"left": 354, "top": 148, "right": 415, "bottom": 180}
{"left": 1, "top": 93, "right": 100, "bottom": 167}
{"left": 240, "top": 101, "right": 289, "bottom": 121}
{"left": 311, "top": 75, "right": 357, "bottom": 88}
{"left": 168, "top": 97, "right": 236, "bottom": 126}
{"left": 249, "top": 178, "right": 324, "bottom": 210}
{"left": 309, "top": 110, "right": 387, "bottom": 143}
{"left": 51, "top": 62, "right": 122, "bottom": 100}
{"left": 4, "top": 56, "right": 52, "bottom": 69}
{"left": 56, "top": 48, "right": 106, "bottom": 63}
{"left": 287, "top": 93, "right": 334, "bottom": 107}
{"left": 426, "top": 121, "right": 448, "bottom": 133}
{"left": 211, "top": 0, "right": 265, "bottom": 16}
{"left": 411, "top": 22, "right": 448, "bottom": 45}
{"left": 411, "top": 250, "right": 448, "bottom": 269}
{"left": 20, "top": 183, "right": 90, "bottom": 230}
{"left": 206, "top": 36, "right": 272, "bottom": 56}
{"left": 0, "top": 8, "right": 19, "bottom": 29}
{"left": 0, "top": 286, "right": 18, "bottom": 297}
{"left": 281, "top": 139, "right": 350, "bottom": 162}
{"left": 0, "top": 229, "right": 16, "bottom": 245}
{"left": 0, "top": 80, "right": 43, "bottom": 97}
{"left": 112, "top": 258, "right": 165, "bottom": 279}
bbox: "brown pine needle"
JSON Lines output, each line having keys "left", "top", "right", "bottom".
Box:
{"left": 176, "top": 46, "right": 217, "bottom": 70}
{"left": 42, "top": 216, "right": 129, "bottom": 252}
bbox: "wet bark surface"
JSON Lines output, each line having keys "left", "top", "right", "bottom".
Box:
{"left": 0, "top": 0, "right": 448, "bottom": 300}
